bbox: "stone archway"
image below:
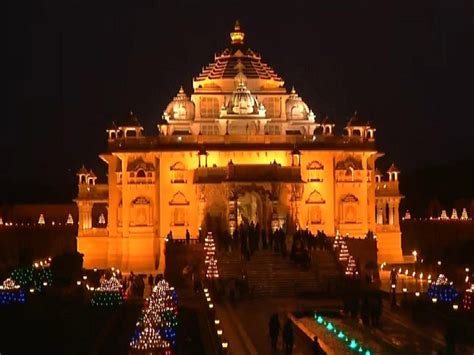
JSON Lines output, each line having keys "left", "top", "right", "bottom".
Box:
{"left": 230, "top": 184, "right": 274, "bottom": 232}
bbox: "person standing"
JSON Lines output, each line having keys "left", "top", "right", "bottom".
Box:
{"left": 268, "top": 313, "right": 280, "bottom": 351}
{"left": 283, "top": 319, "right": 294, "bottom": 355}
{"left": 185, "top": 229, "right": 190, "bottom": 244}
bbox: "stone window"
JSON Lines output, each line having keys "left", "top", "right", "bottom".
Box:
{"left": 261, "top": 97, "right": 281, "bottom": 117}
{"left": 201, "top": 124, "right": 220, "bottom": 135}
{"left": 200, "top": 97, "right": 220, "bottom": 118}
{"left": 307, "top": 161, "right": 324, "bottom": 182}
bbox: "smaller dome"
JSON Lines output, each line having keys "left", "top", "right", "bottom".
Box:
{"left": 285, "top": 87, "right": 309, "bottom": 120}
{"left": 165, "top": 87, "right": 195, "bottom": 120}
{"left": 225, "top": 81, "right": 260, "bottom": 115}
{"left": 119, "top": 111, "right": 142, "bottom": 128}
{"left": 346, "top": 111, "right": 370, "bottom": 127}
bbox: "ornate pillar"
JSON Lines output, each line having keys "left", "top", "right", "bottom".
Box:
{"left": 394, "top": 199, "right": 400, "bottom": 228}
{"left": 389, "top": 199, "right": 394, "bottom": 225}
{"left": 376, "top": 200, "right": 383, "bottom": 225}
{"left": 77, "top": 201, "right": 93, "bottom": 236}
{"left": 295, "top": 200, "right": 302, "bottom": 230}
{"left": 197, "top": 185, "right": 206, "bottom": 230}
{"left": 121, "top": 157, "right": 130, "bottom": 237}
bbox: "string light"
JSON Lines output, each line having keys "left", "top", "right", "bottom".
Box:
{"left": 91, "top": 276, "right": 124, "bottom": 307}
{"left": 427, "top": 274, "right": 459, "bottom": 303}
{"left": 462, "top": 284, "right": 473, "bottom": 312}
{"left": 129, "top": 279, "right": 177, "bottom": 353}
{"left": 345, "top": 255, "right": 358, "bottom": 277}
{"left": 204, "top": 232, "right": 219, "bottom": 279}
{"left": 0, "top": 278, "right": 25, "bottom": 305}
{"left": 314, "top": 313, "right": 372, "bottom": 354}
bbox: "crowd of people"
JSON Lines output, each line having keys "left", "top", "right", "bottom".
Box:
{"left": 209, "top": 219, "right": 332, "bottom": 272}
{"left": 342, "top": 288, "right": 383, "bottom": 327}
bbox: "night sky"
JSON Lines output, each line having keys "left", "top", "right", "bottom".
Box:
{"left": 5, "top": 0, "right": 474, "bottom": 204}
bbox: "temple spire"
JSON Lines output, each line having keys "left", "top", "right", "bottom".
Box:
{"left": 230, "top": 20, "right": 245, "bottom": 45}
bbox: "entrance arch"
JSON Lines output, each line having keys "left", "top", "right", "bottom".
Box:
{"left": 231, "top": 185, "right": 274, "bottom": 232}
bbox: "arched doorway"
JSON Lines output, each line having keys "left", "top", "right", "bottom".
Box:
{"left": 232, "top": 186, "right": 273, "bottom": 231}
{"left": 237, "top": 191, "right": 262, "bottom": 225}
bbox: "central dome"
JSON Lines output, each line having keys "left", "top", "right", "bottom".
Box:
{"left": 228, "top": 81, "right": 260, "bottom": 115}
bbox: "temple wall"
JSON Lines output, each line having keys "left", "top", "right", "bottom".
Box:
{"left": 77, "top": 149, "right": 403, "bottom": 271}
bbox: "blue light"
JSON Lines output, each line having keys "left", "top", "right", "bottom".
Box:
{"left": 349, "top": 339, "right": 358, "bottom": 349}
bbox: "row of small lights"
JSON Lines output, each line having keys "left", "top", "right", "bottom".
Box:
{"left": 383, "top": 256, "right": 471, "bottom": 311}
{"left": 204, "top": 287, "right": 228, "bottom": 351}
{"left": 400, "top": 288, "right": 461, "bottom": 311}
{"left": 0, "top": 222, "right": 76, "bottom": 227}
{"left": 76, "top": 267, "right": 121, "bottom": 290}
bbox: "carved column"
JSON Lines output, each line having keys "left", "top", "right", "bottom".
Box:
{"left": 389, "top": 199, "right": 394, "bottom": 225}
{"left": 376, "top": 200, "right": 383, "bottom": 225}
{"left": 394, "top": 199, "right": 400, "bottom": 227}
{"left": 77, "top": 201, "right": 93, "bottom": 236}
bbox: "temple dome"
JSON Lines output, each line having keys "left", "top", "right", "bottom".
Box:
{"left": 164, "top": 87, "right": 195, "bottom": 120}
{"left": 285, "top": 87, "right": 309, "bottom": 120}
{"left": 224, "top": 80, "right": 261, "bottom": 115}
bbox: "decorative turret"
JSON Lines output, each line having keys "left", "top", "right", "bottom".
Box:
{"left": 230, "top": 20, "right": 245, "bottom": 45}
{"left": 387, "top": 163, "right": 400, "bottom": 181}
{"left": 374, "top": 168, "right": 383, "bottom": 183}
{"left": 164, "top": 86, "right": 195, "bottom": 121}
{"left": 285, "top": 87, "right": 310, "bottom": 120}
{"left": 87, "top": 170, "right": 97, "bottom": 185}
{"left": 106, "top": 121, "right": 118, "bottom": 140}
{"left": 77, "top": 165, "right": 89, "bottom": 185}
{"left": 315, "top": 116, "right": 335, "bottom": 136}
{"left": 461, "top": 208, "right": 469, "bottom": 220}
{"left": 117, "top": 111, "right": 144, "bottom": 138}
{"left": 77, "top": 165, "right": 97, "bottom": 185}
{"left": 344, "top": 111, "right": 375, "bottom": 139}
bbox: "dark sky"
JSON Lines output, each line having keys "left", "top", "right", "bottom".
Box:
{"left": 5, "top": 0, "right": 474, "bottom": 203}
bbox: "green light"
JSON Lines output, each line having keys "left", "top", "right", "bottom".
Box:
{"left": 337, "top": 331, "right": 345, "bottom": 339}
{"left": 326, "top": 322, "right": 334, "bottom": 331}
{"left": 358, "top": 346, "right": 363, "bottom": 352}
{"left": 365, "top": 351, "right": 371, "bottom": 355}
{"left": 349, "top": 339, "right": 358, "bottom": 349}
{"left": 316, "top": 315, "right": 324, "bottom": 324}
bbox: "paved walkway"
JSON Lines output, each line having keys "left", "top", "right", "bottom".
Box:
{"left": 216, "top": 298, "right": 336, "bottom": 355}
{"left": 215, "top": 295, "right": 474, "bottom": 354}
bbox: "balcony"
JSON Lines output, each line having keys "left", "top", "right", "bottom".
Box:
{"left": 108, "top": 134, "right": 376, "bottom": 152}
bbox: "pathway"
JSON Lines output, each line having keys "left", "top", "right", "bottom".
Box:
{"left": 217, "top": 297, "right": 331, "bottom": 354}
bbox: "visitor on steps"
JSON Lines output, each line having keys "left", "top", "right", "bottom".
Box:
{"left": 283, "top": 318, "right": 294, "bottom": 355}
{"left": 148, "top": 274, "right": 154, "bottom": 287}
{"left": 185, "top": 229, "right": 190, "bottom": 244}
{"left": 268, "top": 313, "right": 280, "bottom": 351}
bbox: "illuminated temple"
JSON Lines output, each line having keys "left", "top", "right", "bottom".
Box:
{"left": 76, "top": 22, "right": 405, "bottom": 272}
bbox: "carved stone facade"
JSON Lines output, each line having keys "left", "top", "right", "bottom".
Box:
{"left": 75, "top": 22, "right": 404, "bottom": 272}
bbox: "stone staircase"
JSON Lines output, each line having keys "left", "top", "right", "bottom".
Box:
{"left": 217, "top": 249, "right": 341, "bottom": 296}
